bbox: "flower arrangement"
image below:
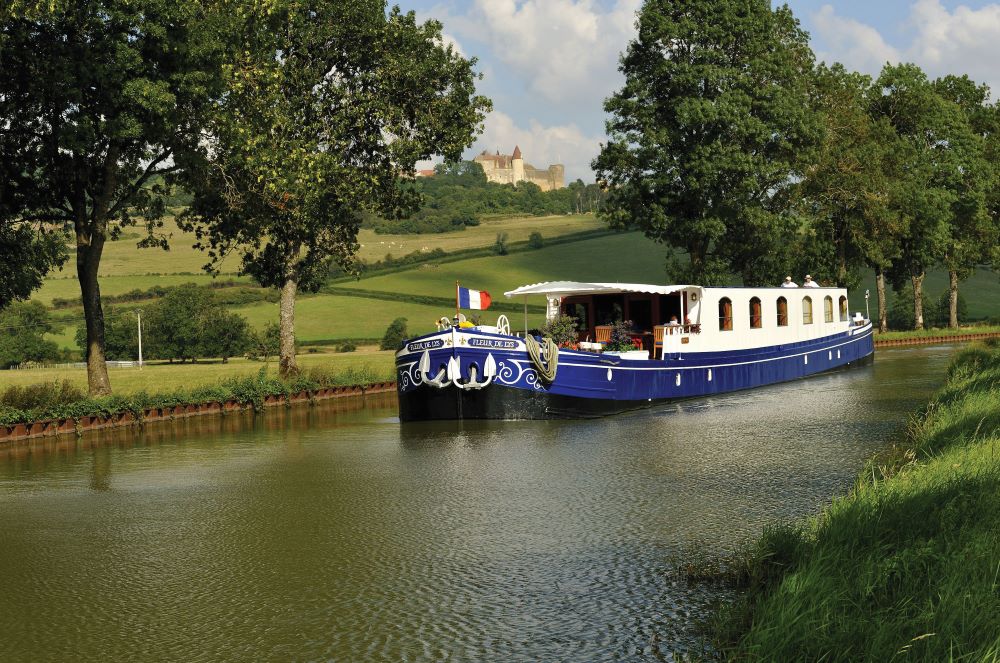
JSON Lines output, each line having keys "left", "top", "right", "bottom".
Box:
{"left": 604, "top": 320, "right": 637, "bottom": 352}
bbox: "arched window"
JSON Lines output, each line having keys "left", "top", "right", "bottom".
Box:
{"left": 718, "top": 297, "right": 733, "bottom": 331}
{"left": 776, "top": 297, "right": 788, "bottom": 327}
{"left": 749, "top": 297, "right": 762, "bottom": 329}
{"left": 824, "top": 296, "right": 834, "bottom": 323}
{"left": 802, "top": 296, "right": 813, "bottom": 324}
{"left": 839, "top": 295, "right": 848, "bottom": 322}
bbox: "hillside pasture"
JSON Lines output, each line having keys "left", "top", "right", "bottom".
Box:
{"left": 338, "top": 231, "right": 671, "bottom": 300}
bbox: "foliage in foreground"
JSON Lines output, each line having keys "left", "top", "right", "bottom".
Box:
{"left": 714, "top": 339, "right": 1000, "bottom": 661}
{"left": 0, "top": 365, "right": 390, "bottom": 427}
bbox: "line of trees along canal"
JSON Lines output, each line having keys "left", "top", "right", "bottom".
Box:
{"left": 594, "top": 0, "right": 1000, "bottom": 334}
{"left": 3, "top": 0, "right": 999, "bottom": 398}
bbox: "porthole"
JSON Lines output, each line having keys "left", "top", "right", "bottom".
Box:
{"left": 837, "top": 350, "right": 841, "bottom": 359}
{"left": 708, "top": 368, "right": 713, "bottom": 382}
{"left": 804, "top": 355, "right": 809, "bottom": 365}
{"left": 675, "top": 373, "right": 682, "bottom": 386}
{"left": 828, "top": 351, "right": 832, "bottom": 360}
{"left": 607, "top": 368, "right": 613, "bottom": 381}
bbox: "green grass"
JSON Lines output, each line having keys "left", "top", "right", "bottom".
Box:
{"left": 355, "top": 213, "right": 604, "bottom": 261}
{"left": 714, "top": 339, "right": 1000, "bottom": 661}
{"left": 0, "top": 351, "right": 396, "bottom": 397}
{"left": 858, "top": 268, "right": 1000, "bottom": 321}
{"left": 339, "top": 231, "right": 671, "bottom": 299}
{"left": 875, "top": 323, "right": 1000, "bottom": 342}
{"left": 229, "top": 292, "right": 544, "bottom": 342}
{"left": 35, "top": 273, "right": 247, "bottom": 306}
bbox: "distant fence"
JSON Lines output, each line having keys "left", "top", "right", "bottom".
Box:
{"left": 7, "top": 360, "right": 139, "bottom": 371}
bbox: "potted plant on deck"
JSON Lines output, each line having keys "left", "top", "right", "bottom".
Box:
{"left": 602, "top": 320, "right": 648, "bottom": 360}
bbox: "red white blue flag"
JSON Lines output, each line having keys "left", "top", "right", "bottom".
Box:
{"left": 457, "top": 285, "right": 491, "bottom": 310}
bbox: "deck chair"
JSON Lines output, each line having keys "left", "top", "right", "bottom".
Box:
{"left": 653, "top": 325, "right": 666, "bottom": 359}
{"left": 595, "top": 325, "right": 612, "bottom": 345}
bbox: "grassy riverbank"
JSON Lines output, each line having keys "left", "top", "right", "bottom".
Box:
{"left": 874, "top": 323, "right": 1000, "bottom": 343}
{"left": 0, "top": 351, "right": 395, "bottom": 397}
{"left": 714, "top": 339, "right": 1000, "bottom": 660}
{"left": 0, "top": 352, "right": 397, "bottom": 428}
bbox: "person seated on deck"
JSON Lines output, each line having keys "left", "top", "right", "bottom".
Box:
{"left": 666, "top": 315, "right": 680, "bottom": 334}
{"left": 803, "top": 274, "right": 820, "bottom": 288}
{"left": 781, "top": 276, "right": 798, "bottom": 288}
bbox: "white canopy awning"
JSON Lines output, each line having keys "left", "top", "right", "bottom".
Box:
{"left": 503, "top": 281, "right": 696, "bottom": 298}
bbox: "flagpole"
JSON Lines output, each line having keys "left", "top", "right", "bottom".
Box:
{"left": 455, "top": 280, "right": 460, "bottom": 322}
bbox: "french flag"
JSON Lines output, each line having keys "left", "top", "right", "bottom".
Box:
{"left": 458, "top": 285, "right": 492, "bottom": 310}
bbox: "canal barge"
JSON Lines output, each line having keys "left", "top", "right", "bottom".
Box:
{"left": 396, "top": 282, "right": 874, "bottom": 421}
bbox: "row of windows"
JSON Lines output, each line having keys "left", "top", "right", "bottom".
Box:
{"left": 718, "top": 295, "right": 848, "bottom": 331}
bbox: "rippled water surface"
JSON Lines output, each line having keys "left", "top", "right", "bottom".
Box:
{"left": 0, "top": 347, "right": 955, "bottom": 661}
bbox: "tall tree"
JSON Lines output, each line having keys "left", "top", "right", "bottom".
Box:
{"left": 181, "top": 1, "right": 490, "bottom": 377}
{"left": 796, "top": 64, "right": 907, "bottom": 330}
{"left": 871, "top": 64, "right": 962, "bottom": 330}
{"left": 0, "top": 0, "right": 226, "bottom": 393}
{"left": 593, "top": 0, "right": 820, "bottom": 285}
{"left": 932, "top": 75, "right": 997, "bottom": 328}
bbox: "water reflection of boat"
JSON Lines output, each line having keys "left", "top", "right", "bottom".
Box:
{"left": 396, "top": 282, "right": 874, "bottom": 421}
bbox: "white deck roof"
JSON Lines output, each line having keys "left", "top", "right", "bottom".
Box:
{"left": 503, "top": 281, "right": 695, "bottom": 298}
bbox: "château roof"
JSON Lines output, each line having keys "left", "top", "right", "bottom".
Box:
{"left": 512, "top": 145, "right": 522, "bottom": 159}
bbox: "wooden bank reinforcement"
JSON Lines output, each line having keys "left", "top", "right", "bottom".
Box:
{"left": 0, "top": 381, "right": 398, "bottom": 446}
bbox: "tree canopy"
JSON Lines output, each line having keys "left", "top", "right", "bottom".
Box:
{"left": 181, "top": 0, "right": 491, "bottom": 376}
{"left": 593, "top": 0, "right": 820, "bottom": 285}
{"left": 0, "top": 0, "right": 228, "bottom": 393}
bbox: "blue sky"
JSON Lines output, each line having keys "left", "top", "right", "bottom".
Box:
{"left": 397, "top": 1, "right": 1000, "bottom": 181}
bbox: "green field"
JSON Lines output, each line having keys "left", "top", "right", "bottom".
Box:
{"left": 0, "top": 351, "right": 396, "bottom": 395}
{"left": 856, "top": 268, "right": 1000, "bottom": 321}
{"left": 355, "top": 213, "right": 605, "bottom": 261}
{"left": 229, "top": 293, "right": 544, "bottom": 342}
{"left": 36, "top": 273, "right": 246, "bottom": 306}
{"left": 56, "top": 214, "right": 604, "bottom": 281}
{"left": 23, "top": 210, "right": 1000, "bottom": 357}
{"left": 338, "top": 231, "right": 670, "bottom": 299}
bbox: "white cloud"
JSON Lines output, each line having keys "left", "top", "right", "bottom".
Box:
{"left": 813, "top": 4, "right": 901, "bottom": 75}
{"left": 812, "top": 1, "right": 1000, "bottom": 95}
{"left": 471, "top": 110, "right": 604, "bottom": 183}
{"left": 447, "top": 0, "right": 640, "bottom": 106}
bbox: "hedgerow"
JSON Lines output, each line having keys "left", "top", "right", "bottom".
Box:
{"left": 0, "top": 365, "right": 385, "bottom": 428}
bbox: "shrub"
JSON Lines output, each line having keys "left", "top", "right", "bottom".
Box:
{"left": 380, "top": 317, "right": 409, "bottom": 350}
{"left": 541, "top": 315, "right": 579, "bottom": 346}
{"left": 528, "top": 231, "right": 544, "bottom": 249}
{"left": 337, "top": 341, "right": 357, "bottom": 353}
{"left": 492, "top": 232, "right": 509, "bottom": 256}
{"left": 1, "top": 380, "right": 84, "bottom": 411}
{"left": 247, "top": 323, "right": 281, "bottom": 361}
{"left": 0, "top": 301, "right": 61, "bottom": 368}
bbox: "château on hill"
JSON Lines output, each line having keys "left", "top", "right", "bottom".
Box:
{"left": 473, "top": 145, "right": 565, "bottom": 191}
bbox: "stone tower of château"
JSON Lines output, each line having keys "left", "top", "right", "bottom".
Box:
{"left": 473, "top": 145, "right": 565, "bottom": 191}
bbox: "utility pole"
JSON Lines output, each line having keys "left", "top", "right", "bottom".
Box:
{"left": 137, "top": 309, "right": 143, "bottom": 369}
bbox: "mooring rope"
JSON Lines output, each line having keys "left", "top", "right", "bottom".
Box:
{"left": 525, "top": 335, "right": 559, "bottom": 382}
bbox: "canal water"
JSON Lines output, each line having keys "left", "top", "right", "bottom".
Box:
{"left": 0, "top": 346, "right": 954, "bottom": 662}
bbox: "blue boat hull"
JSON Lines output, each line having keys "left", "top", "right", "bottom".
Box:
{"left": 396, "top": 324, "right": 875, "bottom": 421}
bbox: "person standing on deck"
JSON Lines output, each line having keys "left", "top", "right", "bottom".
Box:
{"left": 803, "top": 275, "right": 820, "bottom": 288}
{"left": 781, "top": 276, "right": 798, "bottom": 287}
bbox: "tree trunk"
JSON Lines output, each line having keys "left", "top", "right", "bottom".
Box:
{"left": 77, "top": 234, "right": 112, "bottom": 396}
{"left": 278, "top": 275, "right": 298, "bottom": 378}
{"left": 876, "top": 268, "right": 888, "bottom": 333}
{"left": 836, "top": 227, "right": 848, "bottom": 287}
{"left": 948, "top": 269, "right": 959, "bottom": 329}
{"left": 911, "top": 270, "right": 925, "bottom": 331}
